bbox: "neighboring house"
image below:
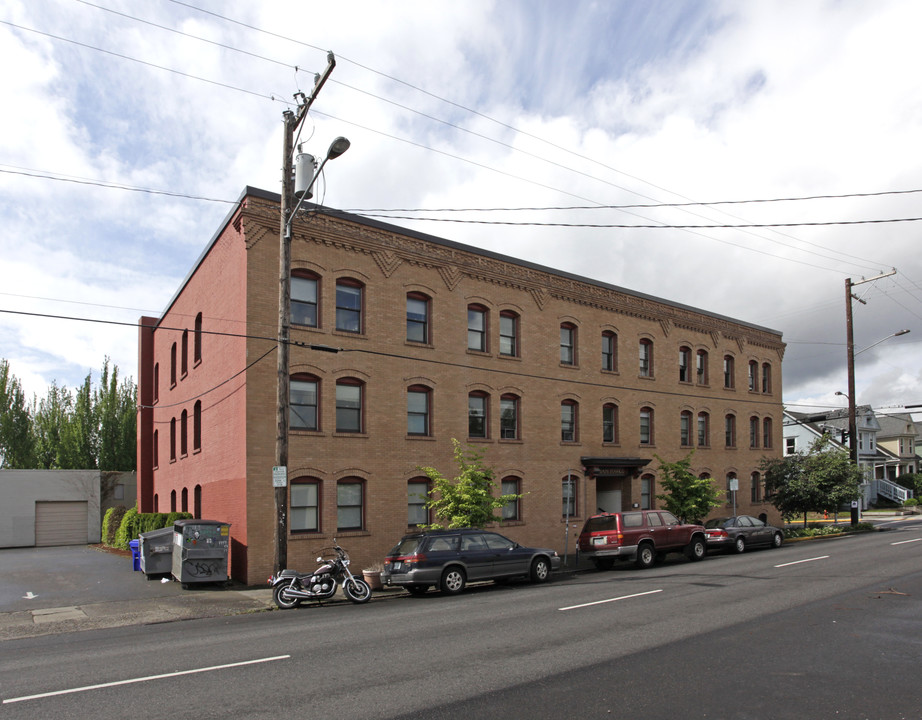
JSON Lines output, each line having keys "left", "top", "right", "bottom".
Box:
{"left": 783, "top": 407, "right": 912, "bottom": 507}
{"left": 0, "top": 470, "right": 137, "bottom": 547}
{"left": 875, "top": 413, "right": 919, "bottom": 479}
{"left": 136, "top": 187, "right": 786, "bottom": 585}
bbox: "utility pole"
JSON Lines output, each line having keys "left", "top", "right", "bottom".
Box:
{"left": 844, "top": 269, "right": 896, "bottom": 467}
{"left": 275, "top": 52, "right": 336, "bottom": 574}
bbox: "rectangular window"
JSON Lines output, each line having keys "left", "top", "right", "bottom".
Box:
{"left": 406, "top": 296, "right": 428, "bottom": 343}
{"left": 785, "top": 437, "right": 796, "bottom": 455}
{"left": 641, "top": 477, "right": 652, "bottom": 509}
{"left": 291, "top": 482, "right": 319, "bottom": 532}
{"left": 468, "top": 308, "right": 486, "bottom": 351}
{"left": 639, "top": 340, "right": 653, "bottom": 377}
{"left": 680, "top": 413, "right": 691, "bottom": 446}
{"left": 725, "top": 415, "right": 736, "bottom": 448}
{"left": 679, "top": 348, "right": 690, "bottom": 383}
{"left": 469, "top": 394, "right": 487, "bottom": 438}
{"left": 697, "top": 414, "right": 709, "bottom": 447}
{"left": 499, "top": 313, "right": 517, "bottom": 356}
{"left": 337, "top": 482, "right": 363, "bottom": 530}
{"left": 336, "top": 283, "right": 362, "bottom": 333}
{"left": 291, "top": 378, "right": 318, "bottom": 431}
{"left": 640, "top": 410, "right": 652, "bottom": 445}
{"left": 292, "top": 276, "right": 318, "bottom": 327}
{"left": 724, "top": 356, "right": 734, "bottom": 389}
{"left": 407, "top": 390, "right": 429, "bottom": 435}
{"left": 336, "top": 383, "right": 362, "bottom": 433}
{"left": 408, "top": 481, "right": 429, "bottom": 526}
{"left": 500, "top": 396, "right": 518, "bottom": 439}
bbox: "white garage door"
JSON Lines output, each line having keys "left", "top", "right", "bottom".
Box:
{"left": 35, "top": 501, "right": 88, "bottom": 546}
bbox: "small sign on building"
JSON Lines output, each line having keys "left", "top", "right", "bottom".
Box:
{"left": 272, "top": 466, "right": 288, "bottom": 488}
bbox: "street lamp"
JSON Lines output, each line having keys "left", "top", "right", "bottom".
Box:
{"left": 287, "top": 136, "right": 352, "bottom": 239}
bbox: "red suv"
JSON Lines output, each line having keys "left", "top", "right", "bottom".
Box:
{"left": 577, "top": 510, "right": 707, "bottom": 570}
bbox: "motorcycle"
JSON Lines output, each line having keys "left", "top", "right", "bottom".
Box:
{"left": 268, "top": 541, "right": 372, "bottom": 609}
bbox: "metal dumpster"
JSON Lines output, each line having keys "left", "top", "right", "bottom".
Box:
{"left": 138, "top": 526, "right": 174, "bottom": 578}
{"left": 171, "top": 519, "right": 231, "bottom": 586}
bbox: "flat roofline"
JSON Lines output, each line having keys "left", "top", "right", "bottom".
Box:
{"left": 156, "top": 186, "right": 783, "bottom": 340}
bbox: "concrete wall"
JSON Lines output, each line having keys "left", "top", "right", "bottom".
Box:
{"left": 0, "top": 470, "right": 102, "bottom": 547}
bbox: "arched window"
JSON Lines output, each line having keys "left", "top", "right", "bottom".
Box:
{"left": 501, "top": 476, "right": 521, "bottom": 521}
{"left": 678, "top": 346, "right": 692, "bottom": 383}
{"left": 406, "top": 292, "right": 430, "bottom": 343}
{"left": 291, "top": 477, "right": 321, "bottom": 533}
{"left": 641, "top": 474, "right": 655, "bottom": 509}
{"left": 725, "top": 414, "right": 736, "bottom": 448}
{"left": 640, "top": 407, "right": 654, "bottom": 445}
{"left": 337, "top": 479, "right": 364, "bottom": 530}
{"left": 680, "top": 410, "right": 693, "bottom": 447}
{"left": 170, "top": 489, "right": 177, "bottom": 512}
{"left": 697, "top": 412, "right": 710, "bottom": 447}
{"left": 336, "top": 378, "right": 364, "bottom": 433}
{"left": 500, "top": 311, "right": 519, "bottom": 357}
{"left": 152, "top": 429, "right": 159, "bottom": 469}
{"left": 291, "top": 374, "right": 320, "bottom": 431}
{"left": 180, "top": 409, "right": 188, "bottom": 456}
{"left": 468, "top": 391, "right": 489, "bottom": 438}
{"left": 762, "top": 363, "right": 772, "bottom": 394}
{"left": 170, "top": 343, "right": 177, "bottom": 387}
{"left": 153, "top": 363, "right": 159, "bottom": 403}
{"left": 335, "top": 278, "right": 364, "bottom": 333}
{"left": 603, "top": 403, "right": 618, "bottom": 444}
{"left": 181, "top": 330, "right": 188, "bottom": 378}
{"left": 560, "top": 322, "right": 577, "bottom": 365}
{"left": 467, "top": 304, "right": 488, "bottom": 352}
{"left": 193, "top": 400, "right": 202, "bottom": 452}
{"left": 194, "top": 312, "right": 203, "bottom": 363}
{"left": 726, "top": 472, "right": 737, "bottom": 503}
{"left": 194, "top": 485, "right": 202, "bottom": 518}
{"left": 170, "top": 417, "right": 177, "bottom": 461}
{"left": 562, "top": 476, "right": 578, "bottom": 518}
{"left": 639, "top": 339, "right": 654, "bottom": 377}
{"left": 750, "top": 416, "right": 760, "bottom": 448}
{"left": 292, "top": 272, "right": 320, "bottom": 328}
{"left": 602, "top": 331, "right": 617, "bottom": 372}
{"left": 696, "top": 350, "right": 709, "bottom": 385}
{"left": 408, "top": 478, "right": 430, "bottom": 527}
{"left": 748, "top": 360, "right": 759, "bottom": 392}
{"left": 723, "top": 355, "right": 735, "bottom": 389}
{"left": 763, "top": 417, "right": 774, "bottom": 449}
{"left": 500, "top": 393, "right": 519, "bottom": 439}
{"left": 561, "top": 399, "right": 578, "bottom": 442}
{"left": 407, "top": 385, "right": 431, "bottom": 436}
{"left": 181, "top": 487, "right": 188, "bottom": 513}
{"left": 750, "top": 472, "right": 762, "bottom": 502}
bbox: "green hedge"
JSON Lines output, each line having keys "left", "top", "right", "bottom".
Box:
{"left": 111, "top": 506, "right": 193, "bottom": 550}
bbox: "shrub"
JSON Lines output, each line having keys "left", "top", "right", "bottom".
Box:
{"left": 101, "top": 505, "right": 127, "bottom": 546}
{"left": 902, "top": 498, "right": 918, "bottom": 507}
{"left": 112, "top": 507, "right": 193, "bottom": 549}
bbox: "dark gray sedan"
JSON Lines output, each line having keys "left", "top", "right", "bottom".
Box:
{"left": 704, "top": 515, "right": 784, "bottom": 554}
{"left": 382, "top": 528, "right": 561, "bottom": 596}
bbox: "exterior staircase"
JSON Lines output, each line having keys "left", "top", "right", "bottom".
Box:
{"left": 872, "top": 478, "right": 913, "bottom": 504}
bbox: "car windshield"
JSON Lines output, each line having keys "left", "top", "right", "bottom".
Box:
{"left": 582, "top": 515, "right": 618, "bottom": 532}
{"left": 704, "top": 518, "right": 730, "bottom": 528}
{"left": 390, "top": 536, "right": 424, "bottom": 555}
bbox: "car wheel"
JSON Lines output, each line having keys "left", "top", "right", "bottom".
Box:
{"left": 406, "top": 584, "right": 429, "bottom": 596}
{"left": 771, "top": 532, "right": 783, "bottom": 549}
{"left": 733, "top": 536, "right": 746, "bottom": 554}
{"left": 440, "top": 566, "right": 466, "bottom": 595}
{"left": 685, "top": 537, "right": 706, "bottom": 561}
{"left": 635, "top": 542, "right": 656, "bottom": 569}
{"left": 530, "top": 557, "right": 551, "bottom": 583}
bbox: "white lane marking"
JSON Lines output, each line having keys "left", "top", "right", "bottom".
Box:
{"left": 891, "top": 538, "right": 922, "bottom": 546}
{"left": 774, "top": 556, "right": 829, "bottom": 568}
{"left": 23, "top": 592, "right": 37, "bottom": 600}
{"left": 559, "top": 589, "right": 662, "bottom": 611}
{"left": 3, "top": 655, "right": 290, "bottom": 704}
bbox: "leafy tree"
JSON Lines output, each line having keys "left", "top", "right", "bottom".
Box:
{"left": 0, "top": 359, "right": 35, "bottom": 468}
{"left": 32, "top": 381, "right": 73, "bottom": 469}
{"left": 654, "top": 452, "right": 722, "bottom": 523}
{"left": 96, "top": 359, "right": 137, "bottom": 471}
{"left": 761, "top": 435, "right": 863, "bottom": 526}
{"left": 418, "top": 439, "right": 520, "bottom": 529}
{"left": 59, "top": 373, "right": 98, "bottom": 469}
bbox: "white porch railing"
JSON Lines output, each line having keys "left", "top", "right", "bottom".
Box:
{"left": 873, "top": 478, "right": 912, "bottom": 504}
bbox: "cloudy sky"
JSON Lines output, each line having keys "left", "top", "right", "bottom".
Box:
{"left": 2, "top": 0, "right": 921, "bottom": 417}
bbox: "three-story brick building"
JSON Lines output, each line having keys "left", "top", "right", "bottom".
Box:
{"left": 137, "top": 187, "right": 785, "bottom": 585}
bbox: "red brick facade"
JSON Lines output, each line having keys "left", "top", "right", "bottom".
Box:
{"left": 138, "top": 187, "right": 785, "bottom": 585}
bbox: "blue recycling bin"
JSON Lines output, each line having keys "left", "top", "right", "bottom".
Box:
{"left": 129, "top": 539, "right": 141, "bottom": 571}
